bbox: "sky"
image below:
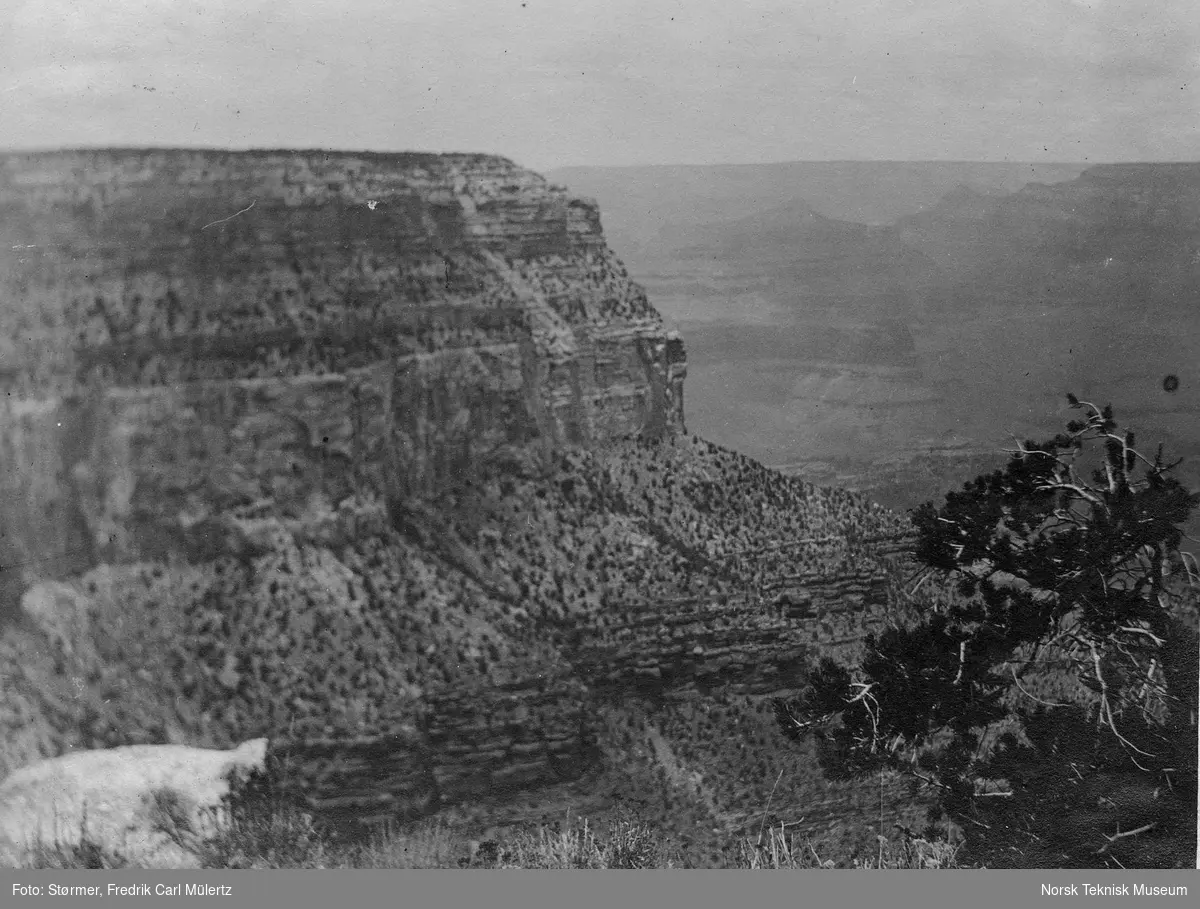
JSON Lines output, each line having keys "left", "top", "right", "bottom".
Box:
{"left": 1, "top": 0, "right": 1197, "bottom": 171}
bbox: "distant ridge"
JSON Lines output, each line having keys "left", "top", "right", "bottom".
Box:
{"left": 546, "top": 161, "right": 1089, "bottom": 266}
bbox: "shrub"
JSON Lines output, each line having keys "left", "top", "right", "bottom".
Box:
{"left": 191, "top": 748, "right": 336, "bottom": 869}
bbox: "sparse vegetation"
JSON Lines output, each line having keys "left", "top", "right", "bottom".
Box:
{"left": 13, "top": 778, "right": 963, "bottom": 869}
{"left": 1, "top": 433, "right": 919, "bottom": 868}
{"left": 774, "top": 398, "right": 1200, "bottom": 868}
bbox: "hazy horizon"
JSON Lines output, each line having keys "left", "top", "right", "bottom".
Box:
{"left": 7, "top": 146, "right": 1196, "bottom": 171}
{"left": 4, "top": 1, "right": 1198, "bottom": 172}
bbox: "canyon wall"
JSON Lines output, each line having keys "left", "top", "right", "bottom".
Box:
{"left": 0, "top": 150, "right": 686, "bottom": 590}
{"left": 0, "top": 151, "right": 911, "bottom": 849}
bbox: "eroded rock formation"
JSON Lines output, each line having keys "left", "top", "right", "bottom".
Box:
{"left": 0, "top": 151, "right": 913, "bottom": 857}
{"left": 0, "top": 149, "right": 686, "bottom": 584}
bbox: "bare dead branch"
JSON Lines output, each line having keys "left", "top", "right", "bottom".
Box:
{"left": 1009, "top": 664, "right": 1072, "bottom": 708}
{"left": 1096, "top": 822, "right": 1157, "bottom": 856}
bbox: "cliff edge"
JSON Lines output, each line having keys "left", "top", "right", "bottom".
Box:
{"left": 0, "top": 149, "right": 686, "bottom": 586}
{"left": 0, "top": 151, "right": 914, "bottom": 858}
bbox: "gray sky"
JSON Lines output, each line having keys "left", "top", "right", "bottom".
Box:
{"left": 2, "top": 0, "right": 1197, "bottom": 171}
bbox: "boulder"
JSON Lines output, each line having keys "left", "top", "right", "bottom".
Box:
{"left": 0, "top": 739, "right": 268, "bottom": 868}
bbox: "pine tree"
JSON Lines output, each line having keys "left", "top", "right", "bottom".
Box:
{"left": 774, "top": 396, "right": 1200, "bottom": 868}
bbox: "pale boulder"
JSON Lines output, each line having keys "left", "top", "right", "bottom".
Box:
{"left": 0, "top": 739, "right": 269, "bottom": 868}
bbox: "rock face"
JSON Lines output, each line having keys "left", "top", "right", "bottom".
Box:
{"left": 269, "top": 671, "right": 599, "bottom": 829}
{"left": 0, "top": 150, "right": 914, "bottom": 858}
{"left": 0, "top": 149, "right": 686, "bottom": 585}
{"left": 0, "top": 739, "right": 267, "bottom": 868}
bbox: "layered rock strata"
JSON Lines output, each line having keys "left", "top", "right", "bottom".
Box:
{"left": 0, "top": 150, "right": 686, "bottom": 583}
{"left": 0, "top": 151, "right": 912, "bottom": 847}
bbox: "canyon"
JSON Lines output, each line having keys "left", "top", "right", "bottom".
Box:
{"left": 0, "top": 150, "right": 912, "bottom": 862}
{"left": 0, "top": 150, "right": 684, "bottom": 581}
{"left": 554, "top": 162, "right": 1200, "bottom": 522}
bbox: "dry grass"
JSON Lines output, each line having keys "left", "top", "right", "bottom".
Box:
{"left": 736, "top": 822, "right": 962, "bottom": 870}
{"left": 16, "top": 805, "right": 131, "bottom": 870}
{"left": 348, "top": 818, "right": 462, "bottom": 869}
{"left": 487, "top": 814, "right": 671, "bottom": 869}
{"left": 10, "top": 788, "right": 962, "bottom": 870}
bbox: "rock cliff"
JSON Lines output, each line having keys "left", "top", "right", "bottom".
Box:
{"left": 0, "top": 149, "right": 685, "bottom": 584}
{"left": 0, "top": 150, "right": 916, "bottom": 861}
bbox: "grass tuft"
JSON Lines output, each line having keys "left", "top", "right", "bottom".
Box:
{"left": 13, "top": 781, "right": 963, "bottom": 869}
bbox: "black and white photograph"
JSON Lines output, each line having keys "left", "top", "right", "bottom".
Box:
{"left": 0, "top": 0, "right": 1197, "bottom": 878}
